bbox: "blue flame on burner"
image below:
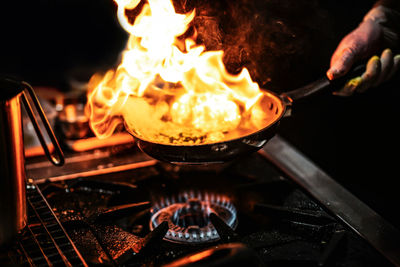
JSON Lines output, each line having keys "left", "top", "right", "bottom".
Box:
{"left": 150, "top": 191, "right": 237, "bottom": 244}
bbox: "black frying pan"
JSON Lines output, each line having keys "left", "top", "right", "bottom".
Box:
{"left": 128, "top": 66, "right": 365, "bottom": 164}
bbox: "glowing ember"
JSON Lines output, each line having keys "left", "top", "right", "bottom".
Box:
{"left": 86, "top": 0, "right": 271, "bottom": 145}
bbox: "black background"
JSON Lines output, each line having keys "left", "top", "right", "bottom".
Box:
{"left": 1, "top": 0, "right": 399, "bottom": 227}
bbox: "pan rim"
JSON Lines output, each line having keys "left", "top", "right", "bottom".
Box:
{"left": 125, "top": 89, "right": 287, "bottom": 148}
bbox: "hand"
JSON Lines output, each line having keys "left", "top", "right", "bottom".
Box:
{"left": 333, "top": 49, "right": 400, "bottom": 96}
{"left": 327, "top": 5, "right": 400, "bottom": 96}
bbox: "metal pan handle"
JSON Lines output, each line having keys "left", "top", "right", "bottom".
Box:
{"left": 21, "top": 81, "right": 65, "bottom": 166}
{"left": 282, "top": 64, "right": 366, "bottom": 102}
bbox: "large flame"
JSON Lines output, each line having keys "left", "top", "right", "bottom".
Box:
{"left": 87, "top": 0, "right": 271, "bottom": 145}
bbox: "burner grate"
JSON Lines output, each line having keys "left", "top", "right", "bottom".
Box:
{"left": 150, "top": 191, "right": 238, "bottom": 244}
{"left": 16, "top": 148, "right": 396, "bottom": 266}
{"left": 16, "top": 183, "right": 87, "bottom": 266}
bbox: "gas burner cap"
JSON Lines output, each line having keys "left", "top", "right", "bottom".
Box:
{"left": 150, "top": 191, "right": 238, "bottom": 244}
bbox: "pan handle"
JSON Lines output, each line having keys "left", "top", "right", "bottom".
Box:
{"left": 281, "top": 64, "right": 365, "bottom": 102}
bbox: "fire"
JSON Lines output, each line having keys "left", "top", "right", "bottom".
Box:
{"left": 86, "top": 0, "right": 270, "bottom": 145}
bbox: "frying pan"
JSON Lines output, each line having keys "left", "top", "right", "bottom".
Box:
{"left": 127, "top": 66, "right": 365, "bottom": 164}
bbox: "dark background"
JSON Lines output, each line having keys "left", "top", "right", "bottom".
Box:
{"left": 1, "top": 0, "right": 399, "bottom": 227}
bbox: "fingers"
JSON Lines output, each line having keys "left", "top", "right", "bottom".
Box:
{"left": 387, "top": 54, "right": 400, "bottom": 80}
{"left": 357, "top": 55, "right": 381, "bottom": 92}
{"left": 332, "top": 77, "right": 362, "bottom": 97}
{"left": 334, "top": 56, "right": 380, "bottom": 96}
{"left": 327, "top": 20, "right": 383, "bottom": 81}
{"left": 374, "top": 49, "right": 393, "bottom": 85}
{"left": 334, "top": 49, "right": 399, "bottom": 97}
{"left": 362, "top": 49, "right": 399, "bottom": 89}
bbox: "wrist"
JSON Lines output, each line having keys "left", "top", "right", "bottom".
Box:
{"left": 363, "top": 6, "right": 389, "bottom": 24}
{"left": 373, "top": 0, "right": 400, "bottom": 13}
{"left": 362, "top": 5, "right": 400, "bottom": 49}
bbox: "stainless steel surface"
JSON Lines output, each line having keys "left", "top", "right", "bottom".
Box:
{"left": 0, "top": 78, "right": 64, "bottom": 246}
{"left": 261, "top": 135, "right": 400, "bottom": 267}
{"left": 0, "top": 91, "right": 27, "bottom": 246}
{"left": 31, "top": 159, "right": 157, "bottom": 183}
{"left": 26, "top": 144, "right": 156, "bottom": 183}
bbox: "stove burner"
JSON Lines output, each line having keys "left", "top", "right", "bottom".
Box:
{"left": 150, "top": 191, "right": 238, "bottom": 244}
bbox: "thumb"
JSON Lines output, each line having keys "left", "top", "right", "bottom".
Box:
{"left": 327, "top": 19, "right": 382, "bottom": 80}
{"left": 327, "top": 47, "right": 358, "bottom": 80}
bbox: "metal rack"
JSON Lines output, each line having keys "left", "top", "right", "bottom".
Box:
{"left": 15, "top": 183, "right": 87, "bottom": 266}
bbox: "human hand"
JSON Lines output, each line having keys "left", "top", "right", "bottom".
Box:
{"left": 332, "top": 49, "right": 400, "bottom": 96}
{"left": 326, "top": 5, "right": 400, "bottom": 96}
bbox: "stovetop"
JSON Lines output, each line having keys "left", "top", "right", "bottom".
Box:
{"left": 1, "top": 136, "right": 398, "bottom": 266}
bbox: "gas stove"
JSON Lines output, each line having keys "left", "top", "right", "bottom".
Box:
{"left": 1, "top": 135, "right": 400, "bottom": 266}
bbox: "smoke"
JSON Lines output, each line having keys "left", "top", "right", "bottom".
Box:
{"left": 174, "top": 0, "right": 335, "bottom": 92}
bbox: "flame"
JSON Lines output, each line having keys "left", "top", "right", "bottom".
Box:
{"left": 87, "top": 0, "right": 271, "bottom": 145}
